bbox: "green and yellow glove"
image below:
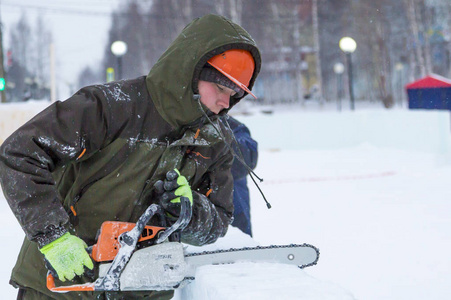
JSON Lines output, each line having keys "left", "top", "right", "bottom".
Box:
{"left": 39, "top": 232, "right": 93, "bottom": 282}
{"left": 154, "top": 169, "right": 193, "bottom": 217}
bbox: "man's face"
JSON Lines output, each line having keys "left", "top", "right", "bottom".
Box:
{"left": 198, "top": 80, "right": 237, "bottom": 114}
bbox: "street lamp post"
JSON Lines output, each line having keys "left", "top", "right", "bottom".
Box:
{"left": 395, "top": 62, "right": 404, "bottom": 107}
{"left": 339, "top": 37, "right": 357, "bottom": 110}
{"left": 333, "top": 62, "right": 345, "bottom": 111}
{"left": 111, "top": 41, "right": 127, "bottom": 80}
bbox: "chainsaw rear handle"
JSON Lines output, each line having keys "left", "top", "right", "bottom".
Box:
{"left": 47, "top": 197, "right": 192, "bottom": 292}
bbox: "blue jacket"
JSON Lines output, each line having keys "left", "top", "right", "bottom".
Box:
{"left": 228, "top": 116, "right": 258, "bottom": 236}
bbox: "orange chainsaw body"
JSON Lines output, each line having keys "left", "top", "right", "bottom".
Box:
{"left": 47, "top": 199, "right": 192, "bottom": 293}
{"left": 91, "top": 221, "right": 166, "bottom": 262}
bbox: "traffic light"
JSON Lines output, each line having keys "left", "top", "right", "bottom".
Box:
{"left": 0, "top": 78, "right": 5, "bottom": 91}
{"left": 6, "top": 50, "right": 12, "bottom": 67}
{"left": 106, "top": 67, "right": 115, "bottom": 82}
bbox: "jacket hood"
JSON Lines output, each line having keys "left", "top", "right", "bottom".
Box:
{"left": 146, "top": 14, "right": 261, "bottom": 128}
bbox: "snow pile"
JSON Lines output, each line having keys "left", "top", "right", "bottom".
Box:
{"left": 237, "top": 107, "right": 451, "bottom": 153}
{"left": 181, "top": 262, "right": 354, "bottom": 300}
{"left": 174, "top": 227, "right": 354, "bottom": 300}
{"left": 0, "top": 100, "right": 48, "bottom": 144}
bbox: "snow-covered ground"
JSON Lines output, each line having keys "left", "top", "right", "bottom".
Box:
{"left": 1, "top": 101, "right": 451, "bottom": 299}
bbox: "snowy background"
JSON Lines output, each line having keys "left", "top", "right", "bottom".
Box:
{"left": 1, "top": 100, "right": 451, "bottom": 299}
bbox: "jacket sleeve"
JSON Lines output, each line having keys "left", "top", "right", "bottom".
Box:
{"left": 181, "top": 151, "right": 234, "bottom": 246}
{"left": 228, "top": 117, "right": 258, "bottom": 180}
{"left": 0, "top": 87, "right": 117, "bottom": 246}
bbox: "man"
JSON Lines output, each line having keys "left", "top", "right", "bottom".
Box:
{"left": 229, "top": 116, "right": 258, "bottom": 237}
{"left": 0, "top": 14, "right": 261, "bottom": 299}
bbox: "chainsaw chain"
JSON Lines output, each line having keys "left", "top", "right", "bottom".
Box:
{"left": 185, "top": 243, "right": 320, "bottom": 269}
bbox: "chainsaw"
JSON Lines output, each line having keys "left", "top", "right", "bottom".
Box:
{"left": 47, "top": 197, "right": 319, "bottom": 292}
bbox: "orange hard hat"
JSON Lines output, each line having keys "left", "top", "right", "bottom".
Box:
{"left": 207, "top": 49, "right": 257, "bottom": 99}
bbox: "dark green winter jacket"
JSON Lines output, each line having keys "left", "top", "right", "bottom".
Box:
{"left": 0, "top": 14, "right": 261, "bottom": 299}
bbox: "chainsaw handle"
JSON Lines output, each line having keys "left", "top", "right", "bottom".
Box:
{"left": 156, "top": 196, "right": 192, "bottom": 243}
{"left": 46, "top": 271, "right": 95, "bottom": 292}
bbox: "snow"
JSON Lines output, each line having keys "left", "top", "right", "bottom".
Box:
{"left": 1, "top": 102, "right": 451, "bottom": 299}
{"left": 175, "top": 227, "right": 347, "bottom": 300}
{"left": 179, "top": 258, "right": 355, "bottom": 300}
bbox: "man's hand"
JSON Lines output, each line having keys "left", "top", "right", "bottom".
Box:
{"left": 154, "top": 169, "right": 193, "bottom": 217}
{"left": 39, "top": 232, "right": 93, "bottom": 282}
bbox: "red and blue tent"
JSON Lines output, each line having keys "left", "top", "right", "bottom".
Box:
{"left": 406, "top": 74, "right": 451, "bottom": 110}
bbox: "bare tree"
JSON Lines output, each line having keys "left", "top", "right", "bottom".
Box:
{"left": 216, "top": 0, "right": 226, "bottom": 15}
{"left": 446, "top": 0, "right": 451, "bottom": 78}
{"left": 34, "top": 15, "right": 53, "bottom": 96}
{"left": 170, "top": 0, "right": 194, "bottom": 34}
{"left": 10, "top": 13, "right": 32, "bottom": 71}
{"left": 120, "top": 1, "right": 148, "bottom": 78}
{"left": 405, "top": 0, "right": 427, "bottom": 77}
{"left": 354, "top": 1, "right": 394, "bottom": 107}
{"left": 419, "top": 0, "right": 432, "bottom": 74}
{"left": 312, "top": 0, "right": 323, "bottom": 102}
{"left": 7, "top": 12, "right": 33, "bottom": 101}
{"left": 229, "top": 0, "right": 243, "bottom": 24}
